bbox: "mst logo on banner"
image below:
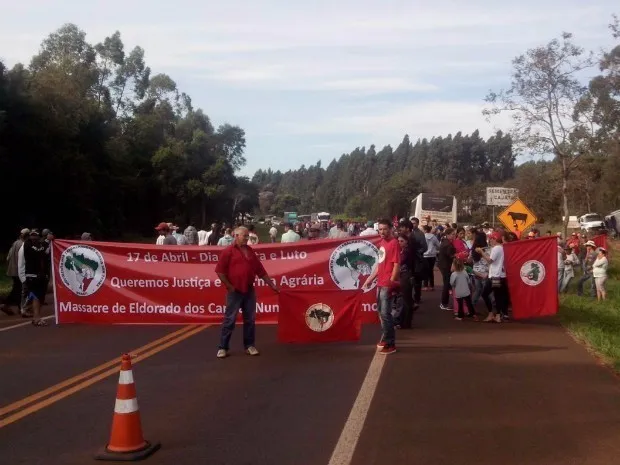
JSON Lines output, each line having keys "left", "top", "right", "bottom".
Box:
{"left": 59, "top": 245, "right": 107, "bottom": 296}
{"left": 51, "top": 238, "right": 382, "bottom": 326}
{"left": 328, "top": 240, "right": 379, "bottom": 291}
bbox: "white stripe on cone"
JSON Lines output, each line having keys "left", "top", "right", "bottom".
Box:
{"left": 114, "top": 398, "right": 139, "bottom": 414}
{"left": 118, "top": 370, "right": 134, "bottom": 385}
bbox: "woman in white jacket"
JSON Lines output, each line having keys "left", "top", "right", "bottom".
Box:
{"left": 593, "top": 248, "right": 609, "bottom": 301}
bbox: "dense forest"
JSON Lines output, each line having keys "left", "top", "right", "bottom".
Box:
{"left": 2, "top": 17, "right": 619, "bottom": 247}
{"left": 252, "top": 131, "right": 515, "bottom": 220}
{"left": 0, "top": 24, "right": 257, "bottom": 246}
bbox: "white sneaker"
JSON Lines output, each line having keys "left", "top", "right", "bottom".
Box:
{"left": 245, "top": 346, "right": 260, "bottom": 356}
{"left": 216, "top": 349, "right": 228, "bottom": 358}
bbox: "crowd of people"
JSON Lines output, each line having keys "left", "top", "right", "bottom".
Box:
{"left": 2, "top": 216, "right": 612, "bottom": 344}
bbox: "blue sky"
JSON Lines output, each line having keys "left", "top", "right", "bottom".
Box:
{"left": 1, "top": 1, "right": 618, "bottom": 177}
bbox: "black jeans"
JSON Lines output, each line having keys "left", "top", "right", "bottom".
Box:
{"left": 397, "top": 271, "right": 414, "bottom": 328}
{"left": 423, "top": 257, "right": 436, "bottom": 288}
{"left": 440, "top": 268, "right": 452, "bottom": 307}
{"left": 484, "top": 277, "right": 509, "bottom": 316}
{"left": 456, "top": 295, "right": 475, "bottom": 318}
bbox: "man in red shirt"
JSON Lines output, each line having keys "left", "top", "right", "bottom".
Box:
{"left": 362, "top": 219, "right": 400, "bottom": 354}
{"left": 214, "top": 226, "right": 279, "bottom": 358}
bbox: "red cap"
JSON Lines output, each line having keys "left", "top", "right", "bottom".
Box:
{"left": 490, "top": 231, "right": 503, "bottom": 241}
{"left": 155, "top": 222, "right": 169, "bottom": 231}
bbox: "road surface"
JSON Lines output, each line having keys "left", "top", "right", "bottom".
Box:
{"left": 1, "top": 289, "right": 620, "bottom": 465}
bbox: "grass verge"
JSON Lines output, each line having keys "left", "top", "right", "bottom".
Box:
{"left": 559, "top": 242, "right": 620, "bottom": 370}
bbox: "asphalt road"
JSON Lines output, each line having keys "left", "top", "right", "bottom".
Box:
{"left": 2, "top": 288, "right": 620, "bottom": 465}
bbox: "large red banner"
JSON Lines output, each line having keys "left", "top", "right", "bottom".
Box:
{"left": 51, "top": 238, "right": 382, "bottom": 325}
{"left": 503, "top": 236, "right": 559, "bottom": 320}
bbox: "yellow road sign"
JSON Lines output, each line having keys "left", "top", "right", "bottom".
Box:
{"left": 497, "top": 198, "right": 537, "bottom": 233}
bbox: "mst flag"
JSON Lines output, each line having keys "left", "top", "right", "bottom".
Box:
{"left": 277, "top": 289, "right": 362, "bottom": 343}
{"left": 503, "top": 236, "right": 558, "bottom": 320}
{"left": 593, "top": 235, "right": 609, "bottom": 256}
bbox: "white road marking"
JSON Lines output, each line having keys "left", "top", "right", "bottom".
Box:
{"left": 327, "top": 350, "right": 387, "bottom": 465}
{"left": 0, "top": 315, "right": 55, "bottom": 332}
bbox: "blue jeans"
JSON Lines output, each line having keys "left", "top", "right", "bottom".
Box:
{"left": 218, "top": 289, "right": 257, "bottom": 350}
{"left": 576, "top": 274, "right": 595, "bottom": 297}
{"left": 377, "top": 287, "right": 396, "bottom": 346}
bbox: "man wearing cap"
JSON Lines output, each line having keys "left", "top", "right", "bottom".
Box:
{"left": 215, "top": 226, "right": 279, "bottom": 358}
{"left": 1, "top": 229, "right": 30, "bottom": 316}
{"left": 155, "top": 222, "right": 177, "bottom": 245}
{"left": 577, "top": 240, "right": 597, "bottom": 297}
{"left": 17, "top": 230, "right": 48, "bottom": 326}
{"left": 360, "top": 221, "right": 378, "bottom": 236}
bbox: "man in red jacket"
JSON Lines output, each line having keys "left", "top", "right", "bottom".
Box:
{"left": 215, "top": 226, "right": 279, "bottom": 358}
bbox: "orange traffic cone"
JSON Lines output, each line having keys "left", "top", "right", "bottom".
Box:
{"left": 95, "top": 354, "right": 160, "bottom": 461}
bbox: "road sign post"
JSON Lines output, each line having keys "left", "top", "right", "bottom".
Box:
{"left": 497, "top": 198, "right": 538, "bottom": 234}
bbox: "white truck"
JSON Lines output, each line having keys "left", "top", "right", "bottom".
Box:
{"left": 578, "top": 213, "right": 606, "bottom": 233}
{"left": 410, "top": 194, "right": 457, "bottom": 225}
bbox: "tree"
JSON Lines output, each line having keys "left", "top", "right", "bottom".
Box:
{"left": 483, "top": 32, "right": 595, "bottom": 236}
{"left": 0, "top": 23, "right": 257, "bottom": 246}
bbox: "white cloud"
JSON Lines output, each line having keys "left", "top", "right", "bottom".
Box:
{"left": 275, "top": 100, "right": 516, "bottom": 141}
{"left": 1, "top": 0, "right": 618, "bottom": 175}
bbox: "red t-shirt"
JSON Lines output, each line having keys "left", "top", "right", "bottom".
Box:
{"left": 377, "top": 237, "right": 400, "bottom": 287}
{"left": 214, "top": 244, "right": 267, "bottom": 293}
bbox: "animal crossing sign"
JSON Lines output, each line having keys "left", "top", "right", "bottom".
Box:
{"left": 497, "top": 198, "right": 538, "bottom": 233}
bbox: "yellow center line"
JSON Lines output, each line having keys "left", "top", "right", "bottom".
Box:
{"left": 0, "top": 324, "right": 204, "bottom": 419}
{"left": 0, "top": 325, "right": 209, "bottom": 429}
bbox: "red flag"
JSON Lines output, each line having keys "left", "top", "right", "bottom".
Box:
{"left": 593, "top": 235, "right": 609, "bottom": 256}
{"left": 277, "top": 289, "right": 361, "bottom": 343}
{"left": 503, "top": 236, "right": 558, "bottom": 320}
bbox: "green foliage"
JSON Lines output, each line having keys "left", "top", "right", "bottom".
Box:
{"left": 0, "top": 23, "right": 252, "bottom": 247}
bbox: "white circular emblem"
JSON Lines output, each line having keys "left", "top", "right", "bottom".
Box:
{"left": 59, "top": 245, "right": 107, "bottom": 296}
{"left": 305, "top": 303, "right": 334, "bottom": 332}
{"left": 520, "top": 260, "right": 546, "bottom": 286}
{"left": 329, "top": 240, "right": 380, "bottom": 291}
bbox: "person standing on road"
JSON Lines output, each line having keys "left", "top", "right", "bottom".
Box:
{"left": 476, "top": 232, "right": 509, "bottom": 323}
{"left": 215, "top": 226, "right": 279, "bottom": 358}
{"left": 450, "top": 258, "right": 476, "bottom": 321}
{"left": 437, "top": 228, "right": 456, "bottom": 311}
{"left": 408, "top": 218, "right": 428, "bottom": 307}
{"left": 2, "top": 228, "right": 30, "bottom": 316}
{"left": 155, "top": 222, "right": 177, "bottom": 245}
{"left": 17, "top": 230, "right": 48, "bottom": 326}
{"left": 362, "top": 219, "right": 399, "bottom": 355}
{"left": 281, "top": 223, "right": 301, "bottom": 243}
{"left": 422, "top": 225, "right": 440, "bottom": 291}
